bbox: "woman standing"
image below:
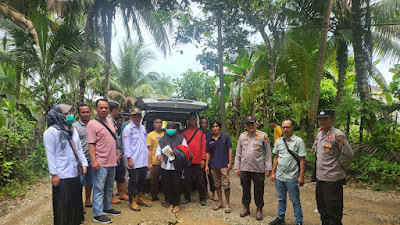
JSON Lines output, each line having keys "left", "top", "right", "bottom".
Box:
{"left": 44, "top": 104, "right": 88, "bottom": 225}
{"left": 156, "top": 121, "right": 187, "bottom": 213}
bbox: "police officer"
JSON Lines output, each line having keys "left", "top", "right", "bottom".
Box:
{"left": 234, "top": 115, "right": 272, "bottom": 221}
{"left": 313, "top": 109, "right": 353, "bottom": 225}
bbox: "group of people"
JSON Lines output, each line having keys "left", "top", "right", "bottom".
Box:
{"left": 44, "top": 99, "right": 353, "bottom": 225}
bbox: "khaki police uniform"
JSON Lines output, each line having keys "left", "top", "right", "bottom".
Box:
{"left": 312, "top": 126, "right": 353, "bottom": 225}
{"left": 235, "top": 130, "right": 272, "bottom": 208}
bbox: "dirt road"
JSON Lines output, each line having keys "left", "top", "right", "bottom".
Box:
{"left": 1, "top": 175, "right": 399, "bottom": 225}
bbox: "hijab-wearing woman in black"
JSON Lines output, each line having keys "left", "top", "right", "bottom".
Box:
{"left": 44, "top": 104, "right": 88, "bottom": 225}
{"left": 156, "top": 121, "right": 188, "bottom": 213}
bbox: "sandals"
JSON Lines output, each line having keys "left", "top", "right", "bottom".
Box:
{"left": 224, "top": 206, "right": 231, "bottom": 213}
{"left": 213, "top": 204, "right": 223, "bottom": 210}
{"left": 173, "top": 206, "right": 180, "bottom": 213}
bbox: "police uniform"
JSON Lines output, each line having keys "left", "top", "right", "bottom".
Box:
{"left": 312, "top": 109, "right": 353, "bottom": 225}
{"left": 234, "top": 128, "right": 272, "bottom": 209}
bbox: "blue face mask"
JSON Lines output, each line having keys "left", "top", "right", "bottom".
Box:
{"left": 166, "top": 129, "right": 176, "bottom": 136}
{"left": 66, "top": 115, "right": 75, "bottom": 124}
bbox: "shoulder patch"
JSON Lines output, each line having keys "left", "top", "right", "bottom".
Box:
{"left": 264, "top": 135, "right": 269, "bottom": 143}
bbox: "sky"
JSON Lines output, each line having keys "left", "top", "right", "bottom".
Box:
{"left": 110, "top": 11, "right": 396, "bottom": 86}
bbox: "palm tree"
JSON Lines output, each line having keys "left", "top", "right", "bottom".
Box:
{"left": 92, "top": 0, "right": 173, "bottom": 98}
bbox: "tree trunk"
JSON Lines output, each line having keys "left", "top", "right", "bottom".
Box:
{"left": 351, "top": 0, "right": 375, "bottom": 131}
{"left": 335, "top": 38, "right": 347, "bottom": 107}
{"left": 306, "top": 0, "right": 334, "bottom": 145}
{"left": 79, "top": 2, "right": 94, "bottom": 104}
{"left": 217, "top": 9, "right": 226, "bottom": 133}
{"left": 103, "top": 6, "right": 113, "bottom": 99}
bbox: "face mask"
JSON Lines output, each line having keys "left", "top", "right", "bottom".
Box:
{"left": 166, "top": 129, "right": 176, "bottom": 136}
{"left": 66, "top": 115, "right": 75, "bottom": 124}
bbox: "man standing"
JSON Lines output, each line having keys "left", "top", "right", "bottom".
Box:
{"left": 269, "top": 119, "right": 283, "bottom": 146}
{"left": 87, "top": 99, "right": 121, "bottom": 224}
{"left": 147, "top": 118, "right": 164, "bottom": 202}
{"left": 182, "top": 113, "right": 206, "bottom": 206}
{"left": 108, "top": 102, "right": 129, "bottom": 203}
{"left": 313, "top": 109, "right": 353, "bottom": 225}
{"left": 73, "top": 104, "right": 93, "bottom": 209}
{"left": 235, "top": 115, "right": 272, "bottom": 221}
{"left": 269, "top": 118, "right": 306, "bottom": 225}
{"left": 205, "top": 120, "right": 233, "bottom": 213}
{"left": 123, "top": 108, "right": 152, "bottom": 211}
{"left": 200, "top": 116, "right": 217, "bottom": 201}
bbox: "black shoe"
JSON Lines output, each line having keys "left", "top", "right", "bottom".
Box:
{"left": 200, "top": 200, "right": 206, "bottom": 206}
{"left": 93, "top": 215, "right": 112, "bottom": 224}
{"left": 182, "top": 199, "right": 191, "bottom": 204}
{"left": 296, "top": 222, "right": 303, "bottom": 225}
{"left": 269, "top": 217, "right": 285, "bottom": 225}
{"left": 103, "top": 208, "right": 122, "bottom": 216}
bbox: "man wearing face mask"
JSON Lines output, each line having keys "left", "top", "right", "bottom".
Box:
{"left": 234, "top": 115, "right": 272, "bottom": 221}
{"left": 123, "top": 108, "right": 152, "bottom": 211}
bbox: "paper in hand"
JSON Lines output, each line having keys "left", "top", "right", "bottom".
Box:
{"left": 161, "top": 145, "right": 175, "bottom": 160}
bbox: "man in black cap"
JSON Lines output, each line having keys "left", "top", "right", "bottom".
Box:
{"left": 234, "top": 115, "right": 272, "bottom": 221}
{"left": 312, "top": 109, "right": 353, "bottom": 225}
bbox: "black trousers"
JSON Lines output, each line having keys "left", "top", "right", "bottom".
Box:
{"left": 115, "top": 159, "right": 126, "bottom": 183}
{"left": 240, "top": 171, "right": 265, "bottom": 208}
{"left": 203, "top": 169, "right": 215, "bottom": 192}
{"left": 316, "top": 179, "right": 345, "bottom": 225}
{"left": 52, "top": 176, "right": 84, "bottom": 225}
{"left": 128, "top": 167, "right": 147, "bottom": 199}
{"left": 183, "top": 164, "right": 206, "bottom": 201}
{"left": 162, "top": 169, "right": 182, "bottom": 206}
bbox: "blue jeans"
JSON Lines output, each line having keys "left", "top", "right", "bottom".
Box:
{"left": 275, "top": 179, "right": 303, "bottom": 223}
{"left": 92, "top": 167, "right": 116, "bottom": 217}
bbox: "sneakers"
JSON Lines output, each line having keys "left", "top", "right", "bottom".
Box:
{"left": 103, "top": 208, "right": 122, "bottom": 216}
{"left": 93, "top": 215, "right": 112, "bottom": 224}
{"left": 269, "top": 217, "right": 285, "bottom": 225}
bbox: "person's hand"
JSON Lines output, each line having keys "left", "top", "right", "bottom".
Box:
{"left": 310, "top": 148, "right": 314, "bottom": 154}
{"left": 265, "top": 170, "right": 271, "bottom": 178}
{"left": 205, "top": 166, "right": 209, "bottom": 174}
{"left": 235, "top": 169, "right": 240, "bottom": 177}
{"left": 298, "top": 176, "right": 305, "bottom": 187}
{"left": 201, "top": 160, "right": 205, "bottom": 168}
{"left": 83, "top": 166, "right": 87, "bottom": 174}
{"left": 227, "top": 163, "right": 232, "bottom": 171}
{"left": 157, "top": 155, "right": 162, "bottom": 161}
{"left": 91, "top": 160, "right": 100, "bottom": 171}
{"left": 270, "top": 173, "right": 275, "bottom": 182}
{"left": 116, "top": 154, "right": 121, "bottom": 164}
{"left": 170, "top": 151, "right": 174, "bottom": 157}
{"left": 148, "top": 164, "right": 153, "bottom": 172}
{"left": 51, "top": 175, "right": 60, "bottom": 187}
{"left": 128, "top": 158, "right": 134, "bottom": 168}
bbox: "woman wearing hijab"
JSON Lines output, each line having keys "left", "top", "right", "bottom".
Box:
{"left": 156, "top": 121, "right": 188, "bottom": 213}
{"left": 44, "top": 104, "right": 88, "bottom": 225}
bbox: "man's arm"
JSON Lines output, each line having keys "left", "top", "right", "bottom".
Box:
{"left": 228, "top": 147, "right": 233, "bottom": 170}
{"left": 298, "top": 157, "right": 305, "bottom": 186}
{"left": 89, "top": 143, "right": 99, "bottom": 170}
{"left": 148, "top": 146, "right": 153, "bottom": 172}
{"left": 205, "top": 152, "right": 211, "bottom": 174}
{"left": 234, "top": 136, "right": 242, "bottom": 177}
{"left": 122, "top": 126, "right": 133, "bottom": 169}
{"left": 264, "top": 135, "right": 272, "bottom": 177}
{"left": 271, "top": 154, "right": 279, "bottom": 182}
{"left": 200, "top": 132, "right": 206, "bottom": 168}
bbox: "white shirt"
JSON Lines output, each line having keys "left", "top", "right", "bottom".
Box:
{"left": 44, "top": 126, "right": 88, "bottom": 179}
{"left": 122, "top": 122, "right": 148, "bottom": 169}
{"left": 155, "top": 139, "right": 188, "bottom": 170}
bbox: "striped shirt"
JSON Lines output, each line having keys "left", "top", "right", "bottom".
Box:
{"left": 73, "top": 120, "right": 89, "bottom": 159}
